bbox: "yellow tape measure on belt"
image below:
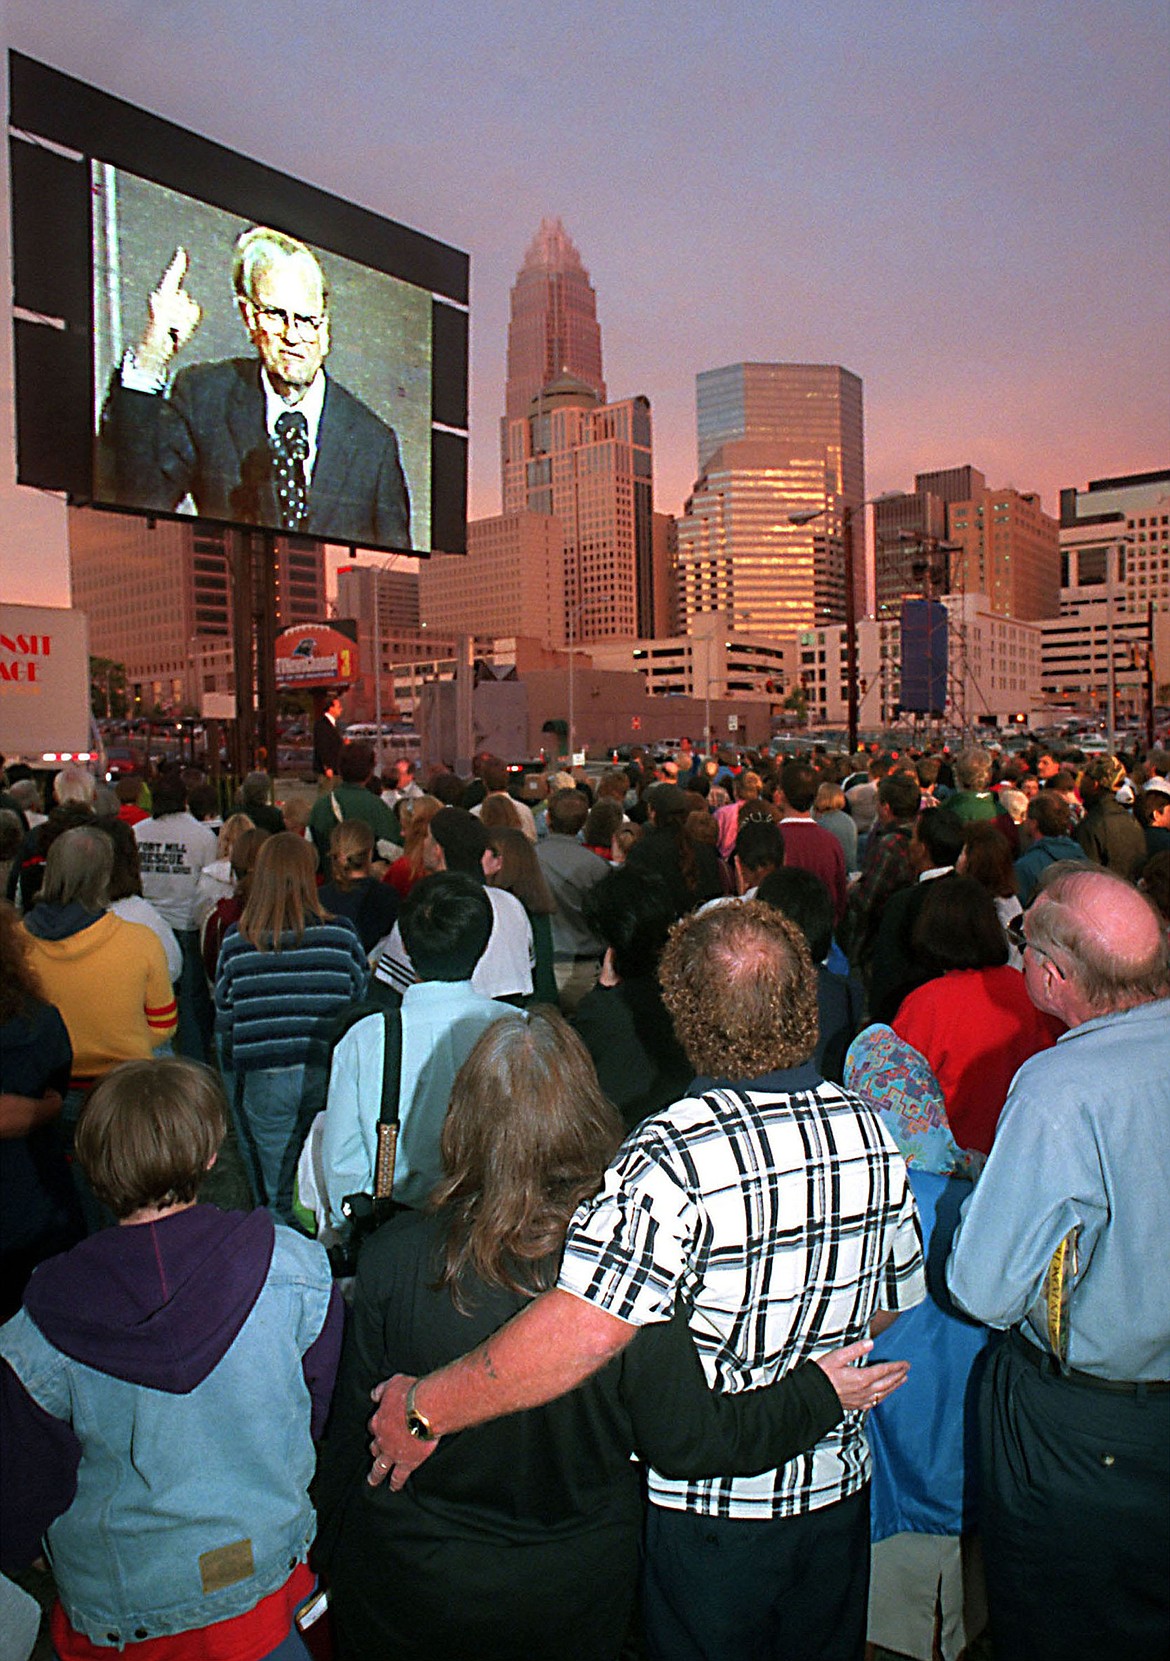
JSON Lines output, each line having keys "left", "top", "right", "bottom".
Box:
{"left": 1043, "top": 1227, "right": 1080, "bottom": 1364}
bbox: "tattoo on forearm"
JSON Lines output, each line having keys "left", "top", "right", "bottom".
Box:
{"left": 479, "top": 1346, "right": 499, "bottom": 1380}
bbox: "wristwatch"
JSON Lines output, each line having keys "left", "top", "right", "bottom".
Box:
{"left": 404, "top": 1380, "right": 437, "bottom": 1441}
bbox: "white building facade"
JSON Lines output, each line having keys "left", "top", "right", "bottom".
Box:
{"left": 796, "top": 594, "right": 1042, "bottom": 734}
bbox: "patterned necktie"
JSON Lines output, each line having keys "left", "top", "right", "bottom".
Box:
{"left": 272, "top": 410, "right": 310, "bottom": 531}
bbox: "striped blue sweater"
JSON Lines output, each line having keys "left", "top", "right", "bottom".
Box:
{"left": 214, "top": 920, "right": 369, "bottom": 1072}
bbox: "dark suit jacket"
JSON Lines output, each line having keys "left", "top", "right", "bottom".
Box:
{"left": 101, "top": 357, "right": 411, "bottom": 549}
{"left": 312, "top": 715, "right": 343, "bottom": 778}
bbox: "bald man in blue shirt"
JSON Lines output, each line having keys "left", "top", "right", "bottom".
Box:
{"left": 947, "top": 865, "right": 1170, "bottom": 1661}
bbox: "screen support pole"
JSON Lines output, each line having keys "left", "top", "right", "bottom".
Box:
{"left": 254, "top": 533, "right": 280, "bottom": 778}
{"left": 229, "top": 530, "right": 252, "bottom": 782}
{"left": 229, "top": 529, "right": 280, "bottom": 780}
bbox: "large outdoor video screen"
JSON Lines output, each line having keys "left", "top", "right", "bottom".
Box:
{"left": 9, "top": 52, "right": 468, "bottom": 556}
{"left": 92, "top": 167, "right": 434, "bottom": 552}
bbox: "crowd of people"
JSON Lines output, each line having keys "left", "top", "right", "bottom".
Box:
{"left": 0, "top": 729, "right": 1167, "bottom": 1661}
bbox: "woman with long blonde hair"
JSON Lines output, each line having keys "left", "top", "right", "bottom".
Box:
{"left": 201, "top": 825, "right": 270, "bottom": 982}
{"left": 383, "top": 794, "right": 442, "bottom": 899}
{"left": 214, "top": 833, "right": 368, "bottom": 1217}
{"left": 194, "top": 811, "right": 255, "bottom": 928}
{"left": 813, "top": 779, "right": 859, "bottom": 873}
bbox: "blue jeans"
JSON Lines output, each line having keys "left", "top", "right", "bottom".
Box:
{"left": 265, "top": 1622, "right": 314, "bottom": 1661}
{"left": 176, "top": 928, "right": 214, "bottom": 1062}
{"left": 61, "top": 1086, "right": 111, "bottom": 1236}
{"left": 236, "top": 1065, "right": 327, "bottom": 1222}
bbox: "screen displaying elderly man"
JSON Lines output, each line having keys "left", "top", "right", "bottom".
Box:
{"left": 100, "top": 226, "right": 410, "bottom": 548}
{"left": 947, "top": 865, "right": 1170, "bottom": 1661}
{"left": 367, "top": 899, "right": 924, "bottom": 1660}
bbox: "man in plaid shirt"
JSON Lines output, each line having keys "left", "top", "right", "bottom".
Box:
{"left": 370, "top": 901, "right": 924, "bottom": 1659}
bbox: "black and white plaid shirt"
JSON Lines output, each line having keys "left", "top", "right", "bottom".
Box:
{"left": 558, "top": 1064, "right": 925, "bottom": 1519}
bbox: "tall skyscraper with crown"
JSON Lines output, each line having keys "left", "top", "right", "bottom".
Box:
{"left": 503, "top": 217, "right": 606, "bottom": 434}
{"left": 496, "top": 220, "right": 657, "bottom": 644}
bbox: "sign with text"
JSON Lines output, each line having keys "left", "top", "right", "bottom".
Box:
{"left": 274, "top": 620, "right": 359, "bottom": 690}
{"left": 0, "top": 603, "right": 91, "bottom": 758}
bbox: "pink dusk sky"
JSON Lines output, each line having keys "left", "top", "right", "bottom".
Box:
{"left": 3, "top": 0, "right": 1168, "bottom": 609}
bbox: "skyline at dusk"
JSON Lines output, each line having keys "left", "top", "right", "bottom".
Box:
{"left": 2, "top": 1, "right": 1168, "bottom": 611}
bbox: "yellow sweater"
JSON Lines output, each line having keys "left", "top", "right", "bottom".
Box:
{"left": 23, "top": 913, "right": 178, "bottom": 1083}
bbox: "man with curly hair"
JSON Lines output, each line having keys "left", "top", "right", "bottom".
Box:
{"left": 366, "top": 901, "right": 924, "bottom": 1660}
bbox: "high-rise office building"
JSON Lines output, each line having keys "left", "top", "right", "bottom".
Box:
{"left": 68, "top": 509, "right": 325, "bottom": 709}
{"left": 419, "top": 513, "right": 564, "bottom": 644}
{"left": 696, "top": 363, "right": 865, "bottom": 507}
{"left": 1041, "top": 526, "right": 1162, "bottom": 721}
{"left": 868, "top": 488, "right": 949, "bottom": 619}
{"left": 678, "top": 442, "right": 834, "bottom": 638}
{"left": 336, "top": 562, "right": 421, "bottom": 725}
{"left": 336, "top": 563, "right": 420, "bottom": 635}
{"left": 944, "top": 484, "right": 1059, "bottom": 620}
{"left": 915, "top": 465, "right": 1066, "bottom": 621}
{"left": 503, "top": 218, "right": 606, "bottom": 429}
{"left": 502, "top": 377, "right": 655, "bottom": 644}
{"left": 679, "top": 364, "right": 865, "bottom": 638}
{"left": 915, "top": 465, "right": 987, "bottom": 508}
{"left": 1060, "top": 469, "right": 1170, "bottom": 615}
{"left": 651, "top": 512, "right": 681, "bottom": 638}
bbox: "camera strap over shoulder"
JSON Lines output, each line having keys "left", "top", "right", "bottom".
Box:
{"left": 372, "top": 1006, "right": 403, "bottom": 1204}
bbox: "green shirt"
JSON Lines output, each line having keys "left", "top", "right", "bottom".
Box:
{"left": 309, "top": 783, "right": 400, "bottom": 870}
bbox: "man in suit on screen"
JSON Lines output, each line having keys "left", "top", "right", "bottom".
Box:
{"left": 100, "top": 226, "right": 411, "bottom": 549}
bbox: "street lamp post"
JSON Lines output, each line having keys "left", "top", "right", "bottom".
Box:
{"left": 700, "top": 627, "right": 716, "bottom": 757}
{"left": 1103, "top": 534, "right": 1136, "bottom": 754}
{"left": 567, "top": 596, "right": 610, "bottom": 765}
{"left": 568, "top": 610, "right": 577, "bottom": 768}
{"left": 373, "top": 573, "right": 384, "bottom": 764}
{"left": 367, "top": 555, "right": 409, "bottom": 772}
{"left": 842, "top": 510, "right": 859, "bottom": 756}
{"left": 1105, "top": 542, "right": 1116, "bottom": 755}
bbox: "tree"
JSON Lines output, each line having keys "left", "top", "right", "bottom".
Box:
{"left": 783, "top": 685, "right": 809, "bottom": 727}
{"left": 90, "top": 656, "right": 129, "bottom": 719}
{"left": 541, "top": 718, "right": 569, "bottom": 759}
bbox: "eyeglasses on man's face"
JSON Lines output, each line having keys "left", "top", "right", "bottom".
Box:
{"left": 250, "top": 303, "right": 325, "bottom": 338}
{"left": 1007, "top": 916, "right": 1065, "bottom": 979}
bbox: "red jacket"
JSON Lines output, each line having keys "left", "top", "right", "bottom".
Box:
{"left": 892, "top": 965, "right": 1064, "bottom": 1154}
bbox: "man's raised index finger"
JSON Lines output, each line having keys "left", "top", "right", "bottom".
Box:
{"left": 157, "top": 247, "right": 189, "bottom": 292}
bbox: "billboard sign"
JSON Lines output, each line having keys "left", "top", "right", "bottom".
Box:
{"left": 274, "top": 619, "right": 358, "bottom": 689}
{"left": 0, "top": 603, "right": 92, "bottom": 759}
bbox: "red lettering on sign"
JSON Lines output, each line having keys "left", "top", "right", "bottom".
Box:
{"left": 0, "top": 634, "right": 52, "bottom": 656}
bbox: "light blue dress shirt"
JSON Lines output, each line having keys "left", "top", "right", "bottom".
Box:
{"left": 947, "top": 998, "right": 1170, "bottom": 1382}
{"left": 321, "top": 980, "right": 519, "bottom": 1217}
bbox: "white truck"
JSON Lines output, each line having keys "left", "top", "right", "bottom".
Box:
{"left": 0, "top": 603, "right": 101, "bottom": 770}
